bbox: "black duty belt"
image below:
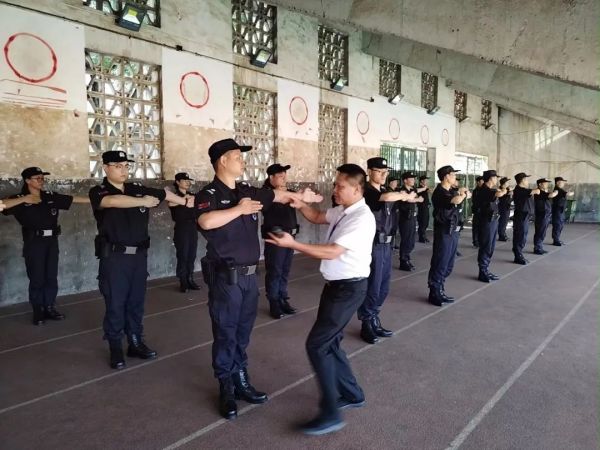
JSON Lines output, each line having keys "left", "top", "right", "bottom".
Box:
{"left": 23, "top": 226, "right": 61, "bottom": 238}
{"left": 217, "top": 264, "right": 258, "bottom": 276}
{"left": 374, "top": 233, "right": 393, "bottom": 244}
{"left": 108, "top": 240, "right": 150, "bottom": 255}
{"left": 325, "top": 277, "right": 367, "bottom": 286}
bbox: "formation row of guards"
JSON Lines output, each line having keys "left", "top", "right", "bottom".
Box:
{"left": 0, "top": 142, "right": 573, "bottom": 436}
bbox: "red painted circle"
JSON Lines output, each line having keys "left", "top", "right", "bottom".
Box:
{"left": 289, "top": 96, "right": 308, "bottom": 125}
{"left": 179, "top": 71, "right": 210, "bottom": 108}
{"left": 356, "top": 110, "right": 370, "bottom": 135}
{"left": 420, "top": 125, "right": 430, "bottom": 144}
{"left": 389, "top": 118, "right": 400, "bottom": 140}
{"left": 4, "top": 33, "right": 58, "bottom": 83}
{"left": 442, "top": 128, "right": 450, "bottom": 146}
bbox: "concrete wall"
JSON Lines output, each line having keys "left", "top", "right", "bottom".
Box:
{"left": 0, "top": 1, "right": 592, "bottom": 306}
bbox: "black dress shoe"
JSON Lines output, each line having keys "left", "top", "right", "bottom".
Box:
{"left": 533, "top": 249, "right": 548, "bottom": 255}
{"left": 219, "top": 378, "right": 238, "bottom": 420}
{"left": 300, "top": 416, "right": 346, "bottom": 436}
{"left": 441, "top": 290, "right": 455, "bottom": 303}
{"left": 32, "top": 305, "right": 45, "bottom": 326}
{"left": 269, "top": 301, "right": 284, "bottom": 319}
{"left": 109, "top": 343, "right": 126, "bottom": 370}
{"left": 487, "top": 272, "right": 500, "bottom": 281}
{"left": 399, "top": 261, "right": 414, "bottom": 272}
{"left": 424, "top": 238, "right": 430, "bottom": 243}
{"left": 514, "top": 258, "right": 528, "bottom": 265}
{"left": 478, "top": 272, "right": 491, "bottom": 283}
{"left": 360, "top": 320, "right": 379, "bottom": 344}
{"left": 552, "top": 241, "right": 562, "bottom": 246}
{"left": 418, "top": 238, "right": 427, "bottom": 243}
{"left": 280, "top": 297, "right": 297, "bottom": 315}
{"left": 187, "top": 276, "right": 201, "bottom": 290}
{"left": 232, "top": 369, "right": 268, "bottom": 404}
{"left": 127, "top": 334, "right": 157, "bottom": 359}
{"left": 337, "top": 397, "right": 365, "bottom": 410}
{"left": 179, "top": 282, "right": 188, "bottom": 293}
{"left": 372, "top": 316, "right": 393, "bottom": 337}
{"left": 428, "top": 289, "right": 444, "bottom": 307}
{"left": 44, "top": 305, "right": 65, "bottom": 320}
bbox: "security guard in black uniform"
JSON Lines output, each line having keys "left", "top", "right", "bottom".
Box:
{"left": 497, "top": 177, "right": 512, "bottom": 241}
{"left": 512, "top": 173, "right": 541, "bottom": 265}
{"left": 169, "top": 172, "right": 200, "bottom": 293}
{"left": 2, "top": 167, "right": 89, "bottom": 325}
{"left": 474, "top": 170, "right": 507, "bottom": 282}
{"left": 397, "top": 172, "right": 424, "bottom": 271}
{"left": 89, "top": 151, "right": 192, "bottom": 370}
{"left": 452, "top": 177, "right": 466, "bottom": 257}
{"left": 195, "top": 138, "right": 322, "bottom": 420}
{"left": 261, "top": 163, "right": 299, "bottom": 319}
{"left": 471, "top": 176, "right": 484, "bottom": 247}
{"left": 417, "top": 175, "right": 431, "bottom": 243}
{"left": 551, "top": 177, "right": 572, "bottom": 246}
{"left": 428, "top": 166, "right": 470, "bottom": 306}
{"left": 533, "top": 178, "right": 558, "bottom": 254}
{"left": 357, "top": 157, "right": 414, "bottom": 344}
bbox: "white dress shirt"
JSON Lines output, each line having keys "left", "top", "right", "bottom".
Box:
{"left": 320, "top": 198, "right": 376, "bottom": 281}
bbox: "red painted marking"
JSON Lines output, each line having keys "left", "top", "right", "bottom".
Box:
{"left": 420, "top": 125, "right": 430, "bottom": 144}
{"left": 356, "top": 110, "right": 370, "bottom": 135}
{"left": 389, "top": 118, "right": 400, "bottom": 140}
{"left": 179, "top": 71, "right": 210, "bottom": 108}
{"left": 289, "top": 96, "right": 308, "bottom": 125}
{"left": 3, "top": 33, "right": 58, "bottom": 83}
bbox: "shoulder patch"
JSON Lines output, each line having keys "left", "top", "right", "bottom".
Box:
{"left": 133, "top": 182, "right": 142, "bottom": 186}
{"left": 206, "top": 189, "right": 215, "bottom": 195}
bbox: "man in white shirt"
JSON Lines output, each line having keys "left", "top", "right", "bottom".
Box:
{"left": 266, "top": 163, "right": 376, "bottom": 436}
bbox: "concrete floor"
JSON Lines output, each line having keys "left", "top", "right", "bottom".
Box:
{"left": 0, "top": 224, "right": 598, "bottom": 450}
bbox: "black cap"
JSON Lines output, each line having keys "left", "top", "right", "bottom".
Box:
{"left": 483, "top": 170, "right": 498, "bottom": 181}
{"left": 21, "top": 167, "right": 50, "bottom": 179}
{"left": 515, "top": 172, "right": 531, "bottom": 183}
{"left": 336, "top": 163, "right": 367, "bottom": 178}
{"left": 401, "top": 171, "right": 417, "bottom": 180}
{"left": 555, "top": 177, "right": 567, "bottom": 183}
{"left": 419, "top": 175, "right": 430, "bottom": 181}
{"left": 499, "top": 177, "right": 509, "bottom": 185}
{"left": 266, "top": 163, "right": 291, "bottom": 176}
{"left": 102, "top": 150, "right": 134, "bottom": 164}
{"left": 537, "top": 178, "right": 551, "bottom": 184}
{"left": 208, "top": 138, "right": 252, "bottom": 164}
{"left": 436, "top": 165, "right": 460, "bottom": 180}
{"left": 367, "top": 157, "right": 388, "bottom": 170}
{"left": 388, "top": 177, "right": 399, "bottom": 183}
{"left": 175, "top": 172, "right": 193, "bottom": 181}
{"left": 476, "top": 175, "right": 484, "bottom": 182}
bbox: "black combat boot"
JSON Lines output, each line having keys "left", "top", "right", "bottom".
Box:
{"left": 399, "top": 260, "right": 414, "bottom": 272}
{"left": 219, "top": 377, "right": 238, "bottom": 420}
{"left": 269, "top": 299, "right": 284, "bottom": 319}
{"left": 127, "top": 334, "right": 157, "bottom": 359}
{"left": 478, "top": 271, "right": 492, "bottom": 283}
{"left": 44, "top": 305, "right": 65, "bottom": 320}
{"left": 360, "top": 320, "right": 379, "bottom": 344}
{"left": 179, "top": 277, "right": 188, "bottom": 293}
{"left": 440, "top": 288, "right": 455, "bottom": 303}
{"left": 428, "top": 288, "right": 445, "bottom": 307}
{"left": 32, "top": 305, "right": 45, "bottom": 326}
{"left": 232, "top": 368, "right": 268, "bottom": 404}
{"left": 279, "top": 297, "right": 297, "bottom": 315}
{"left": 187, "top": 275, "right": 201, "bottom": 290}
{"left": 109, "top": 340, "right": 126, "bottom": 370}
{"left": 371, "top": 316, "right": 393, "bottom": 337}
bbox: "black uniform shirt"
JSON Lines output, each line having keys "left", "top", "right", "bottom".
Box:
{"left": 364, "top": 183, "right": 395, "bottom": 235}
{"left": 396, "top": 185, "right": 418, "bottom": 220}
{"left": 471, "top": 186, "right": 481, "bottom": 213}
{"left": 474, "top": 185, "right": 499, "bottom": 218}
{"left": 169, "top": 189, "right": 197, "bottom": 223}
{"left": 262, "top": 186, "right": 298, "bottom": 231}
{"left": 552, "top": 188, "right": 567, "bottom": 212}
{"left": 196, "top": 177, "right": 275, "bottom": 266}
{"left": 534, "top": 190, "right": 551, "bottom": 216}
{"left": 498, "top": 187, "right": 512, "bottom": 211}
{"left": 513, "top": 185, "right": 534, "bottom": 214}
{"left": 432, "top": 184, "right": 460, "bottom": 226}
{"left": 3, "top": 190, "right": 73, "bottom": 231}
{"left": 417, "top": 188, "right": 430, "bottom": 209}
{"left": 89, "top": 178, "right": 166, "bottom": 246}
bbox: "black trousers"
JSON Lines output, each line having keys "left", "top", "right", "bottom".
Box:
{"left": 357, "top": 243, "right": 392, "bottom": 321}
{"left": 208, "top": 273, "right": 259, "bottom": 380}
{"left": 428, "top": 225, "right": 459, "bottom": 291}
{"left": 417, "top": 206, "right": 429, "bottom": 241}
{"left": 398, "top": 216, "right": 416, "bottom": 262}
{"left": 472, "top": 213, "right": 480, "bottom": 246}
{"left": 533, "top": 212, "right": 550, "bottom": 251}
{"left": 497, "top": 207, "right": 510, "bottom": 239}
{"left": 477, "top": 218, "right": 499, "bottom": 272}
{"left": 264, "top": 242, "right": 293, "bottom": 302}
{"left": 23, "top": 237, "right": 59, "bottom": 307}
{"left": 306, "top": 278, "right": 367, "bottom": 420}
{"left": 98, "top": 251, "right": 148, "bottom": 342}
{"left": 512, "top": 211, "right": 530, "bottom": 259}
{"left": 174, "top": 222, "right": 198, "bottom": 281}
{"left": 551, "top": 209, "right": 565, "bottom": 243}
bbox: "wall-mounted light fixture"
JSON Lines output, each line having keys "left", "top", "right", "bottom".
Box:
{"left": 388, "top": 93, "right": 404, "bottom": 105}
{"left": 330, "top": 76, "right": 347, "bottom": 91}
{"left": 116, "top": 2, "right": 147, "bottom": 31}
{"left": 427, "top": 105, "right": 441, "bottom": 115}
{"left": 458, "top": 116, "right": 470, "bottom": 123}
{"left": 250, "top": 49, "right": 272, "bottom": 68}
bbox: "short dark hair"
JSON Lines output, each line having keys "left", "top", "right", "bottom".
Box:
{"left": 336, "top": 163, "right": 366, "bottom": 192}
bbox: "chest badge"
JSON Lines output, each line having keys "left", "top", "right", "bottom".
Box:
{"left": 50, "top": 208, "right": 57, "bottom": 216}
{"left": 139, "top": 207, "right": 147, "bottom": 213}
